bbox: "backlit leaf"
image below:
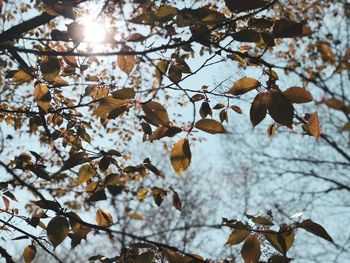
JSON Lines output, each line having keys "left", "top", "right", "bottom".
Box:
{"left": 128, "top": 213, "right": 144, "bottom": 220}
{"left": 307, "top": 112, "right": 320, "bottom": 139}
{"left": 47, "top": 216, "right": 69, "bottom": 248}
{"left": 170, "top": 138, "right": 191, "bottom": 175}
{"left": 142, "top": 101, "right": 170, "bottom": 127}
{"left": 117, "top": 50, "right": 136, "bottom": 76}
{"left": 77, "top": 164, "right": 96, "bottom": 185}
{"left": 40, "top": 56, "right": 61, "bottom": 82}
{"left": 96, "top": 208, "right": 113, "bottom": 227}
{"left": 226, "top": 77, "right": 260, "bottom": 96}
{"left": 93, "top": 96, "right": 130, "bottom": 120}
{"left": 137, "top": 187, "right": 148, "bottom": 201}
{"left": 195, "top": 119, "right": 227, "bottom": 134}
{"left": 112, "top": 88, "right": 135, "bottom": 99}
{"left": 34, "top": 83, "right": 51, "bottom": 112}
{"left": 23, "top": 245, "right": 36, "bottom": 263}
{"left": 12, "top": 70, "right": 33, "bottom": 83}
{"left": 265, "top": 230, "right": 295, "bottom": 255}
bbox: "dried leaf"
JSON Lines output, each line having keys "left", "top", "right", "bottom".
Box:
{"left": 170, "top": 138, "right": 191, "bottom": 175}
{"left": 77, "top": 164, "right": 96, "bottom": 185}
{"left": 142, "top": 101, "right": 170, "bottom": 127}
{"left": 267, "top": 90, "right": 294, "bottom": 127}
{"left": 225, "top": 229, "right": 251, "bottom": 246}
{"left": 297, "top": 219, "right": 333, "bottom": 242}
{"left": 226, "top": 77, "right": 260, "bottom": 96}
{"left": 283, "top": 87, "right": 313, "bottom": 104}
{"left": 40, "top": 56, "right": 61, "bottom": 82}
{"left": 34, "top": 83, "right": 51, "bottom": 112}
{"left": 47, "top": 216, "right": 69, "bottom": 248}
{"left": 195, "top": 119, "right": 227, "bottom": 134}
{"left": 96, "top": 208, "right": 113, "bottom": 227}
{"left": 23, "top": 245, "right": 36, "bottom": 263}
{"left": 241, "top": 235, "right": 261, "bottom": 263}
{"left": 307, "top": 112, "right": 320, "bottom": 139}
{"left": 250, "top": 93, "right": 269, "bottom": 127}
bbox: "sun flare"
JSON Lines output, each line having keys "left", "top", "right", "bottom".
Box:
{"left": 78, "top": 15, "right": 109, "bottom": 51}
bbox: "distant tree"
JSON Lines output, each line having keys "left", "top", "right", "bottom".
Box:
{"left": 0, "top": 0, "right": 344, "bottom": 262}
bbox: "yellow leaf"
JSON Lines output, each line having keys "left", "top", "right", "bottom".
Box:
{"left": 23, "top": 245, "right": 36, "bottom": 263}
{"left": 77, "top": 164, "right": 96, "bottom": 185}
{"left": 226, "top": 77, "right": 260, "bottom": 96}
{"left": 96, "top": 208, "right": 113, "bottom": 227}
{"left": 225, "top": 229, "right": 251, "bottom": 246}
{"left": 47, "top": 216, "right": 69, "bottom": 248}
{"left": 34, "top": 83, "right": 51, "bottom": 112}
{"left": 40, "top": 56, "right": 61, "bottom": 82}
{"left": 317, "top": 42, "right": 335, "bottom": 64}
{"left": 170, "top": 138, "right": 191, "bottom": 175}
{"left": 137, "top": 187, "right": 148, "bottom": 201}
{"left": 195, "top": 119, "right": 227, "bottom": 134}
{"left": 12, "top": 70, "right": 33, "bottom": 83}
{"left": 128, "top": 213, "right": 144, "bottom": 220}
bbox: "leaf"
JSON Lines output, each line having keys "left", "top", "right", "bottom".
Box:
{"left": 220, "top": 109, "right": 228, "bottom": 123}
{"left": 325, "top": 98, "right": 345, "bottom": 111}
{"left": 241, "top": 235, "right": 261, "bottom": 263}
{"left": 267, "top": 124, "right": 276, "bottom": 138}
{"left": 191, "top": 94, "right": 205, "bottom": 102}
{"left": 225, "top": 229, "right": 251, "bottom": 246}
{"left": 12, "top": 70, "right": 33, "bottom": 83}
{"left": 47, "top": 216, "right": 69, "bottom": 248}
{"left": 128, "top": 213, "right": 144, "bottom": 220}
{"left": 126, "top": 32, "right": 146, "bottom": 42}
{"left": 112, "top": 88, "right": 135, "bottom": 99}
{"left": 250, "top": 93, "right": 269, "bottom": 127}
{"left": 168, "top": 63, "right": 182, "bottom": 83}
{"left": 170, "top": 138, "right": 191, "bottom": 175}
{"left": 77, "top": 164, "right": 96, "bottom": 185}
{"left": 318, "top": 42, "right": 335, "bottom": 64}
{"left": 267, "top": 90, "right": 294, "bottom": 127}
{"left": 195, "top": 119, "right": 227, "bottom": 134}
{"left": 40, "top": 56, "right": 61, "bottom": 82}
{"left": 307, "top": 112, "right": 320, "bottom": 139}
{"left": 117, "top": 52, "right": 136, "bottom": 76}
{"left": 23, "top": 245, "right": 36, "bottom": 263}
{"left": 137, "top": 187, "right": 148, "bottom": 201}
{"left": 226, "top": 77, "right": 260, "bottom": 96}
{"left": 230, "top": 105, "right": 243, "bottom": 114}
{"left": 93, "top": 96, "right": 130, "bottom": 120}
{"left": 225, "top": 0, "right": 267, "bottom": 13}
{"left": 297, "top": 219, "right": 333, "bottom": 242}
{"left": 62, "top": 152, "right": 89, "bottom": 171}
{"left": 133, "top": 251, "right": 154, "bottom": 263}
{"left": 142, "top": 101, "right": 170, "bottom": 127}
{"left": 273, "top": 19, "right": 306, "bottom": 38}
{"left": 199, "top": 102, "right": 212, "bottom": 119}
{"left": 265, "top": 230, "right": 295, "bottom": 255}
{"left": 172, "top": 190, "right": 182, "bottom": 211}
{"left": 34, "top": 83, "right": 51, "bottom": 112}
{"left": 233, "top": 30, "right": 261, "bottom": 42}
{"left": 96, "top": 208, "right": 113, "bottom": 227}
{"left": 268, "top": 255, "right": 292, "bottom": 263}
{"left": 283, "top": 87, "right": 313, "bottom": 104}
{"left": 246, "top": 214, "right": 273, "bottom": 225}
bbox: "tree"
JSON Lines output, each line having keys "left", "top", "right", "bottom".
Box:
{"left": 0, "top": 0, "right": 345, "bottom": 262}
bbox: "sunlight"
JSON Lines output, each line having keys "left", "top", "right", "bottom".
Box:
{"left": 78, "top": 14, "right": 109, "bottom": 51}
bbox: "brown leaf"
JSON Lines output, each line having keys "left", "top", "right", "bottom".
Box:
{"left": 34, "top": 83, "right": 51, "bottom": 112}
{"left": 47, "top": 216, "right": 69, "bottom": 248}
{"left": 93, "top": 96, "right": 130, "bottom": 120}
{"left": 226, "top": 77, "right": 260, "bottom": 96}
{"left": 170, "top": 138, "right": 191, "bottom": 175}
{"left": 297, "top": 219, "right": 333, "bottom": 242}
{"left": 23, "top": 245, "right": 36, "bottom": 263}
{"left": 265, "top": 230, "right": 295, "bottom": 255}
{"left": 225, "top": 229, "right": 251, "bottom": 246}
{"left": 267, "top": 90, "right": 294, "bottom": 127}
{"left": 225, "top": 0, "right": 267, "bottom": 13}
{"left": 241, "top": 235, "right": 261, "bottom": 263}
{"left": 195, "top": 119, "right": 227, "bottom": 134}
{"left": 172, "top": 190, "right": 182, "bottom": 211}
{"left": 96, "top": 208, "right": 113, "bottom": 227}
{"left": 199, "top": 102, "right": 212, "bottom": 119}
{"left": 112, "top": 88, "right": 135, "bottom": 99}
{"left": 250, "top": 93, "right": 269, "bottom": 127}
{"left": 325, "top": 98, "right": 345, "bottom": 111}
{"left": 40, "top": 56, "right": 61, "bottom": 82}
{"left": 283, "top": 87, "right": 313, "bottom": 104}
{"left": 307, "top": 112, "right": 320, "bottom": 139}
{"left": 117, "top": 48, "right": 136, "bottom": 76}
{"left": 273, "top": 19, "right": 305, "bottom": 38}
{"left": 142, "top": 101, "right": 170, "bottom": 127}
